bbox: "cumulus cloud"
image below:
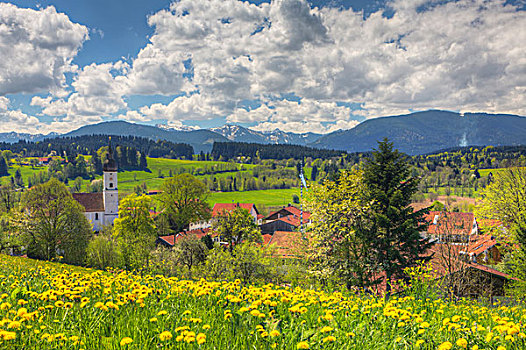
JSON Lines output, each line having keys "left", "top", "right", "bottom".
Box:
{"left": 119, "top": 0, "right": 525, "bottom": 130}
{"left": 31, "top": 62, "right": 127, "bottom": 118}
{"left": 0, "top": 96, "right": 42, "bottom": 133}
{"left": 6, "top": 0, "right": 526, "bottom": 134}
{"left": 0, "top": 3, "right": 88, "bottom": 95}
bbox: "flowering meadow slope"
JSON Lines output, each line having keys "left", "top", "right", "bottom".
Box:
{"left": 0, "top": 255, "right": 525, "bottom": 349}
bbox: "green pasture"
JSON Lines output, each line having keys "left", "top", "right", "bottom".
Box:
{"left": 207, "top": 188, "right": 301, "bottom": 208}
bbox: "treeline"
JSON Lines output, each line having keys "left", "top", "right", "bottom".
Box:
{"left": 211, "top": 142, "right": 344, "bottom": 161}
{"left": 0, "top": 135, "right": 194, "bottom": 159}
{"left": 414, "top": 145, "right": 526, "bottom": 170}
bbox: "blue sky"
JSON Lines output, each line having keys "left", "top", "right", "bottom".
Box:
{"left": 0, "top": 0, "right": 524, "bottom": 134}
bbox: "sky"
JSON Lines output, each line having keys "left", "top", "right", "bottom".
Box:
{"left": 0, "top": 0, "right": 524, "bottom": 135}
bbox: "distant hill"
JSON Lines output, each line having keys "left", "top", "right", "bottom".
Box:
{"left": 0, "top": 132, "right": 58, "bottom": 143}
{"left": 210, "top": 125, "right": 323, "bottom": 145}
{"left": 63, "top": 121, "right": 228, "bottom": 153}
{"left": 2, "top": 110, "right": 526, "bottom": 155}
{"left": 312, "top": 111, "right": 526, "bottom": 155}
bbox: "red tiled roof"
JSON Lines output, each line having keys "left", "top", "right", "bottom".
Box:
{"left": 265, "top": 205, "right": 311, "bottom": 221}
{"left": 158, "top": 235, "right": 176, "bottom": 246}
{"left": 72, "top": 193, "right": 104, "bottom": 212}
{"left": 262, "top": 234, "right": 272, "bottom": 245}
{"left": 158, "top": 228, "right": 211, "bottom": 247}
{"left": 424, "top": 211, "right": 475, "bottom": 235}
{"left": 469, "top": 263, "right": 518, "bottom": 281}
{"left": 268, "top": 231, "right": 305, "bottom": 258}
{"left": 277, "top": 215, "right": 310, "bottom": 227}
{"left": 212, "top": 203, "right": 257, "bottom": 217}
{"left": 462, "top": 234, "right": 498, "bottom": 257}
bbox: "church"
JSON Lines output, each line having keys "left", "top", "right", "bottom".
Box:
{"left": 72, "top": 143, "right": 119, "bottom": 231}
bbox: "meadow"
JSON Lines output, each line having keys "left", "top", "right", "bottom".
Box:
{"left": 0, "top": 255, "right": 525, "bottom": 349}
{"left": 1, "top": 157, "right": 303, "bottom": 208}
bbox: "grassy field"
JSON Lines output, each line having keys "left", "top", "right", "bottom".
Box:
{"left": 208, "top": 188, "right": 301, "bottom": 208}
{"left": 1, "top": 254, "right": 525, "bottom": 349}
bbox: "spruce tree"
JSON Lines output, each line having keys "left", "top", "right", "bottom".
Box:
{"left": 0, "top": 156, "right": 8, "bottom": 177}
{"left": 363, "top": 138, "right": 430, "bottom": 292}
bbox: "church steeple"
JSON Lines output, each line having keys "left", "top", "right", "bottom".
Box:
{"left": 103, "top": 137, "right": 117, "bottom": 172}
{"left": 103, "top": 137, "right": 119, "bottom": 226}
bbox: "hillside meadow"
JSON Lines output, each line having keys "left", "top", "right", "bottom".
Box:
{"left": 0, "top": 255, "right": 525, "bottom": 349}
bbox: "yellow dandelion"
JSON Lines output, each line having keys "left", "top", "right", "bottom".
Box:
{"left": 159, "top": 331, "right": 172, "bottom": 341}
{"left": 297, "top": 341, "right": 310, "bottom": 349}
{"left": 120, "top": 337, "right": 133, "bottom": 346}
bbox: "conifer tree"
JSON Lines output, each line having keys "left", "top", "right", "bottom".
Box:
{"left": 363, "top": 138, "right": 430, "bottom": 292}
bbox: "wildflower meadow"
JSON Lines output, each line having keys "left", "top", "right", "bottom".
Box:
{"left": 0, "top": 255, "right": 525, "bottom": 349}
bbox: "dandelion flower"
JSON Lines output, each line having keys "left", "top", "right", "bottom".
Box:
{"left": 120, "top": 337, "right": 133, "bottom": 346}
{"left": 297, "top": 341, "right": 310, "bottom": 349}
{"left": 456, "top": 338, "right": 468, "bottom": 348}
{"left": 159, "top": 331, "right": 172, "bottom": 341}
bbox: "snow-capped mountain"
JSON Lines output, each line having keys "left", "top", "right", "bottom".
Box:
{"left": 210, "top": 125, "right": 323, "bottom": 145}
{"left": 0, "top": 132, "right": 58, "bottom": 144}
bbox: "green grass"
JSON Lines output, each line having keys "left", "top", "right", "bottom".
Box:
{"left": 208, "top": 188, "right": 301, "bottom": 208}
{"left": 1, "top": 254, "right": 526, "bottom": 349}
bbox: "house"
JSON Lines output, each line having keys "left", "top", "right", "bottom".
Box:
{"left": 72, "top": 141, "right": 119, "bottom": 231}
{"left": 38, "top": 157, "right": 51, "bottom": 165}
{"left": 423, "top": 211, "right": 478, "bottom": 243}
{"left": 425, "top": 243, "right": 513, "bottom": 297}
{"left": 259, "top": 205, "right": 311, "bottom": 235}
{"left": 188, "top": 202, "right": 259, "bottom": 230}
{"left": 264, "top": 205, "right": 311, "bottom": 223}
{"left": 158, "top": 228, "right": 211, "bottom": 248}
{"left": 460, "top": 234, "right": 501, "bottom": 264}
{"left": 267, "top": 231, "right": 306, "bottom": 258}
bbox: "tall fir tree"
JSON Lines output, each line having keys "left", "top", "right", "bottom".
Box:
{"left": 0, "top": 156, "right": 8, "bottom": 177}
{"left": 363, "top": 138, "right": 430, "bottom": 292}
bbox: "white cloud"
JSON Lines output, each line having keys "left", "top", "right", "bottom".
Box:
{"left": 5, "top": 0, "right": 526, "bottom": 134}
{"left": 0, "top": 3, "right": 88, "bottom": 95}
{"left": 130, "top": 0, "right": 526, "bottom": 127}
{"left": 31, "top": 62, "right": 127, "bottom": 118}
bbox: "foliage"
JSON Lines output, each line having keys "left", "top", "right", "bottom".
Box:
{"left": 212, "top": 207, "right": 262, "bottom": 252}
{"left": 19, "top": 178, "right": 92, "bottom": 265}
{"left": 307, "top": 170, "right": 377, "bottom": 290}
{"left": 363, "top": 139, "right": 431, "bottom": 291}
{"left": 211, "top": 141, "right": 343, "bottom": 161}
{"left": 158, "top": 174, "right": 211, "bottom": 233}
{"left": 86, "top": 226, "right": 122, "bottom": 270}
{"left": 174, "top": 235, "right": 208, "bottom": 278}
{"left": 113, "top": 194, "right": 156, "bottom": 271}
{"left": 475, "top": 167, "right": 526, "bottom": 228}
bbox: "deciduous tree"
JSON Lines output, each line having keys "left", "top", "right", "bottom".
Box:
{"left": 21, "top": 178, "right": 92, "bottom": 265}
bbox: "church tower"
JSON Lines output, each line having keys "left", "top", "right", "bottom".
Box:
{"left": 103, "top": 138, "right": 119, "bottom": 226}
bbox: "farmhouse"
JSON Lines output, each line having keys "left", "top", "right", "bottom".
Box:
{"left": 260, "top": 205, "right": 311, "bottom": 235}
{"left": 423, "top": 211, "right": 478, "bottom": 243}
{"left": 72, "top": 143, "right": 119, "bottom": 231}
{"left": 188, "top": 202, "right": 259, "bottom": 230}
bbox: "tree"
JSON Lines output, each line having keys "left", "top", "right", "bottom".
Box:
{"left": 174, "top": 235, "right": 208, "bottom": 278}
{"left": 311, "top": 165, "right": 318, "bottom": 181}
{"left": 0, "top": 156, "right": 8, "bottom": 177}
{"left": 86, "top": 226, "right": 122, "bottom": 270}
{"left": 158, "top": 174, "right": 211, "bottom": 234}
{"left": 113, "top": 194, "right": 156, "bottom": 272}
{"left": 475, "top": 167, "right": 526, "bottom": 228}
{"left": 212, "top": 207, "right": 261, "bottom": 253}
{"left": 307, "top": 170, "right": 377, "bottom": 289}
{"left": 475, "top": 167, "right": 526, "bottom": 296}
{"left": 0, "top": 184, "right": 18, "bottom": 213}
{"left": 20, "top": 178, "right": 92, "bottom": 265}
{"left": 363, "top": 139, "right": 430, "bottom": 292}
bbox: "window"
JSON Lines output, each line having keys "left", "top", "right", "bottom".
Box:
{"left": 109, "top": 183, "right": 113, "bottom": 188}
{"left": 95, "top": 213, "right": 99, "bottom": 220}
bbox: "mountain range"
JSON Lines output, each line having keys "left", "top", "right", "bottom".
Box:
{"left": 2, "top": 110, "right": 526, "bottom": 155}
